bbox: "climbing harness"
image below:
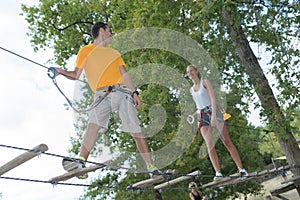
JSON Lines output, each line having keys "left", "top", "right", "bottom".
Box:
{"left": 187, "top": 106, "right": 230, "bottom": 141}
{"left": 47, "top": 67, "right": 135, "bottom": 113}
{"left": 47, "top": 67, "right": 112, "bottom": 113}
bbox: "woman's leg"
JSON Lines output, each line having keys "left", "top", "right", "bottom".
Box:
{"left": 218, "top": 123, "right": 243, "bottom": 168}
{"left": 201, "top": 125, "right": 221, "bottom": 173}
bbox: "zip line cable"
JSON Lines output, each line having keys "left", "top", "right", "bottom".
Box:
{"left": 0, "top": 143, "right": 252, "bottom": 179}
{"left": 0, "top": 175, "right": 204, "bottom": 191}
{"left": 0, "top": 143, "right": 206, "bottom": 191}
{"left": 0, "top": 143, "right": 198, "bottom": 177}
{"left": 0, "top": 46, "right": 132, "bottom": 114}
{"left": 0, "top": 46, "right": 99, "bottom": 113}
{"left": 0, "top": 46, "right": 87, "bottom": 84}
{"left": 0, "top": 143, "right": 148, "bottom": 175}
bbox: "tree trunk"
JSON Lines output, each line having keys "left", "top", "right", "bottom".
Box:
{"left": 221, "top": 7, "right": 300, "bottom": 175}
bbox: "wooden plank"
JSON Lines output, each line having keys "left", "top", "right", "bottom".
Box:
{"left": 270, "top": 182, "right": 296, "bottom": 197}
{"left": 0, "top": 144, "right": 48, "bottom": 176}
{"left": 49, "top": 160, "right": 111, "bottom": 183}
{"left": 274, "top": 194, "right": 289, "bottom": 200}
{"left": 130, "top": 170, "right": 178, "bottom": 188}
{"left": 203, "top": 172, "right": 258, "bottom": 189}
{"left": 154, "top": 170, "right": 201, "bottom": 190}
{"left": 131, "top": 175, "right": 166, "bottom": 188}
{"left": 281, "top": 175, "right": 300, "bottom": 184}
{"left": 202, "top": 176, "right": 231, "bottom": 188}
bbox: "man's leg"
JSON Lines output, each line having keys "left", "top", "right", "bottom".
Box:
{"left": 80, "top": 123, "right": 101, "bottom": 160}
{"left": 130, "top": 132, "right": 153, "bottom": 166}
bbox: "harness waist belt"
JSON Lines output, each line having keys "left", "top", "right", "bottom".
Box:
{"left": 96, "top": 84, "right": 132, "bottom": 95}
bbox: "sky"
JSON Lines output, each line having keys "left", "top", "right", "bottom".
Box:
{"left": 0, "top": 1, "right": 271, "bottom": 200}
{"left": 0, "top": 1, "right": 90, "bottom": 199}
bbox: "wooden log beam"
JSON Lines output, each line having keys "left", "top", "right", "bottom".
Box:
{"left": 202, "top": 172, "right": 258, "bottom": 189}
{"left": 0, "top": 144, "right": 48, "bottom": 176}
{"left": 129, "top": 170, "right": 178, "bottom": 189}
{"left": 131, "top": 175, "right": 166, "bottom": 188}
{"left": 153, "top": 170, "right": 201, "bottom": 190}
{"left": 281, "top": 175, "right": 300, "bottom": 184}
{"left": 49, "top": 160, "right": 112, "bottom": 183}
{"left": 270, "top": 182, "right": 296, "bottom": 197}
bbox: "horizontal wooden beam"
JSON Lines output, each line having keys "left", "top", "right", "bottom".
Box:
{"left": 154, "top": 170, "right": 201, "bottom": 190}
{"left": 131, "top": 175, "right": 166, "bottom": 188}
{"left": 49, "top": 160, "right": 112, "bottom": 183}
{"left": 270, "top": 182, "right": 296, "bottom": 196}
{"left": 203, "top": 171, "right": 258, "bottom": 188}
{"left": 0, "top": 144, "right": 48, "bottom": 176}
{"left": 281, "top": 175, "right": 300, "bottom": 184}
{"left": 130, "top": 170, "right": 178, "bottom": 189}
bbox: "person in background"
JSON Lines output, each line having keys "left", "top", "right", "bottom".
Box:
{"left": 189, "top": 182, "right": 206, "bottom": 200}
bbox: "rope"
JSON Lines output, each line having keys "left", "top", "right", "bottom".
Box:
{"left": 0, "top": 46, "right": 112, "bottom": 113}
{"left": 0, "top": 176, "right": 91, "bottom": 187}
{"left": 0, "top": 144, "right": 177, "bottom": 176}
{"left": 1, "top": 143, "right": 291, "bottom": 179}
{"left": 0, "top": 175, "right": 204, "bottom": 191}
{"left": 51, "top": 77, "right": 111, "bottom": 113}
{"left": 0, "top": 143, "right": 292, "bottom": 193}
{"left": 0, "top": 46, "right": 87, "bottom": 84}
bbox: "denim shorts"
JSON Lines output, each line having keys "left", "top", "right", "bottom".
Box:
{"left": 198, "top": 106, "right": 224, "bottom": 128}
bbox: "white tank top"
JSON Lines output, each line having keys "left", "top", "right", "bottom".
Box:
{"left": 190, "top": 80, "right": 211, "bottom": 110}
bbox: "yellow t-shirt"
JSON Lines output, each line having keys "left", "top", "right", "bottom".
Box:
{"left": 75, "top": 44, "right": 126, "bottom": 93}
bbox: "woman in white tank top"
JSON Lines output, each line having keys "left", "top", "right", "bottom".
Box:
{"left": 186, "top": 65, "right": 248, "bottom": 181}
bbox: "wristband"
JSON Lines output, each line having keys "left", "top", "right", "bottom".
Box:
{"left": 131, "top": 90, "right": 139, "bottom": 97}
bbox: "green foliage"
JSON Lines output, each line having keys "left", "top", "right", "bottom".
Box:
{"left": 291, "top": 108, "right": 300, "bottom": 138}
{"left": 21, "top": 0, "right": 299, "bottom": 199}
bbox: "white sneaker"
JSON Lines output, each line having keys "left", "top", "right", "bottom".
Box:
{"left": 238, "top": 168, "right": 249, "bottom": 177}
{"left": 147, "top": 164, "right": 162, "bottom": 178}
{"left": 213, "top": 171, "right": 223, "bottom": 181}
{"left": 62, "top": 157, "right": 88, "bottom": 179}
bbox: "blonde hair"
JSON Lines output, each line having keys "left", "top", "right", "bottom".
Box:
{"left": 188, "top": 181, "right": 197, "bottom": 189}
{"left": 187, "top": 65, "right": 201, "bottom": 78}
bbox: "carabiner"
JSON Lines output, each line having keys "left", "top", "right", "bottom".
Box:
{"left": 47, "top": 67, "right": 57, "bottom": 79}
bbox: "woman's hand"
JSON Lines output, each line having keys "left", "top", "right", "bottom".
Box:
{"left": 210, "top": 115, "right": 217, "bottom": 127}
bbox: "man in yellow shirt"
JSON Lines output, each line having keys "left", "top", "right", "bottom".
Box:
{"left": 56, "top": 22, "right": 158, "bottom": 178}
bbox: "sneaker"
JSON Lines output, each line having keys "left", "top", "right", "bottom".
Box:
{"left": 238, "top": 168, "right": 249, "bottom": 177}
{"left": 62, "top": 157, "right": 88, "bottom": 179}
{"left": 147, "top": 164, "right": 162, "bottom": 178}
{"left": 213, "top": 171, "right": 223, "bottom": 181}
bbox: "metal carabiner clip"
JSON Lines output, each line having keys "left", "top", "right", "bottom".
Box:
{"left": 47, "top": 67, "right": 57, "bottom": 79}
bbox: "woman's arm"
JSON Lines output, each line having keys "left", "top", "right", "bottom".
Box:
{"left": 203, "top": 79, "right": 217, "bottom": 126}
{"left": 189, "top": 192, "right": 195, "bottom": 200}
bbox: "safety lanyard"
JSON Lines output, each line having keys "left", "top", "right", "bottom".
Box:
{"left": 47, "top": 67, "right": 111, "bottom": 113}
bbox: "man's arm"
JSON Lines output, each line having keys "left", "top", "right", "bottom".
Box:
{"left": 56, "top": 67, "right": 83, "bottom": 80}
{"left": 119, "top": 66, "right": 141, "bottom": 109}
